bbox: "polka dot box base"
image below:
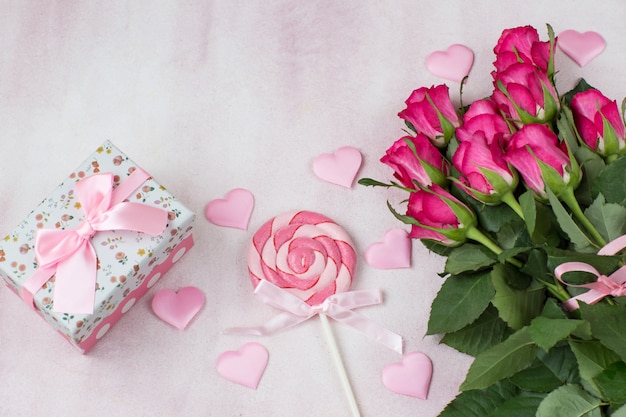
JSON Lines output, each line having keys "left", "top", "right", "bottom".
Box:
{"left": 0, "top": 140, "right": 195, "bottom": 353}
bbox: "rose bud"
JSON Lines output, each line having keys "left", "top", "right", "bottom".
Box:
{"left": 492, "top": 63, "right": 559, "bottom": 125}
{"left": 505, "top": 124, "right": 580, "bottom": 199}
{"left": 398, "top": 84, "right": 460, "bottom": 147}
{"left": 452, "top": 133, "right": 518, "bottom": 205}
{"left": 570, "top": 89, "right": 626, "bottom": 159}
{"left": 456, "top": 99, "right": 513, "bottom": 144}
{"left": 381, "top": 134, "right": 449, "bottom": 189}
{"left": 396, "top": 184, "right": 477, "bottom": 246}
{"left": 492, "top": 25, "right": 553, "bottom": 75}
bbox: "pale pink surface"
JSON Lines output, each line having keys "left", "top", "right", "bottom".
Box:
{"left": 0, "top": 2, "right": 624, "bottom": 417}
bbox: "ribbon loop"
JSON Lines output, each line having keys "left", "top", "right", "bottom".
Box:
{"left": 555, "top": 236, "right": 626, "bottom": 311}
{"left": 21, "top": 169, "right": 168, "bottom": 314}
{"left": 226, "top": 280, "right": 403, "bottom": 354}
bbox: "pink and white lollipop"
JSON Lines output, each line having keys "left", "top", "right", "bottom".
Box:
{"left": 247, "top": 210, "right": 356, "bottom": 306}
{"left": 242, "top": 211, "right": 401, "bottom": 417}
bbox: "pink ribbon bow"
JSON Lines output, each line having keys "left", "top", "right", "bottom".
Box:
{"left": 21, "top": 168, "right": 168, "bottom": 314}
{"left": 554, "top": 235, "right": 626, "bottom": 311}
{"left": 227, "top": 280, "right": 404, "bottom": 354}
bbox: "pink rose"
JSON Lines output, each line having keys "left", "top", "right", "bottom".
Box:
{"left": 456, "top": 99, "right": 512, "bottom": 144}
{"left": 404, "top": 184, "right": 476, "bottom": 246}
{"left": 452, "top": 135, "right": 517, "bottom": 204}
{"left": 570, "top": 89, "right": 626, "bottom": 158}
{"left": 380, "top": 134, "right": 449, "bottom": 189}
{"left": 398, "top": 85, "right": 460, "bottom": 147}
{"left": 493, "top": 25, "right": 553, "bottom": 74}
{"left": 492, "top": 63, "right": 559, "bottom": 125}
{"left": 505, "top": 124, "right": 580, "bottom": 199}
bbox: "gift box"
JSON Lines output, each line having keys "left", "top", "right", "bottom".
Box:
{"left": 0, "top": 140, "right": 195, "bottom": 353}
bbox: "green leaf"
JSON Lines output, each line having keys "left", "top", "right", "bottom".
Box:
{"left": 460, "top": 326, "right": 538, "bottom": 391}
{"left": 536, "top": 384, "right": 602, "bottom": 417}
{"left": 520, "top": 249, "right": 551, "bottom": 285}
{"left": 575, "top": 146, "right": 606, "bottom": 207}
{"left": 459, "top": 190, "right": 522, "bottom": 233}
{"left": 444, "top": 244, "right": 496, "bottom": 275}
{"left": 547, "top": 188, "right": 595, "bottom": 252}
{"left": 357, "top": 178, "right": 393, "bottom": 188}
{"left": 519, "top": 191, "right": 537, "bottom": 236}
{"left": 487, "top": 392, "right": 546, "bottom": 417}
{"left": 427, "top": 271, "right": 495, "bottom": 335}
{"left": 510, "top": 344, "right": 579, "bottom": 392}
{"left": 533, "top": 200, "right": 562, "bottom": 246}
{"left": 441, "top": 304, "right": 508, "bottom": 356}
{"left": 557, "top": 105, "right": 581, "bottom": 152}
{"left": 572, "top": 320, "right": 594, "bottom": 341}
{"left": 612, "top": 404, "right": 626, "bottom": 417}
{"left": 546, "top": 247, "right": 622, "bottom": 277}
{"left": 570, "top": 339, "right": 621, "bottom": 397}
{"left": 491, "top": 264, "right": 545, "bottom": 330}
{"left": 496, "top": 222, "right": 532, "bottom": 251}
{"left": 540, "top": 298, "right": 569, "bottom": 319}
{"left": 404, "top": 120, "right": 417, "bottom": 134}
{"left": 497, "top": 247, "right": 532, "bottom": 265}
{"left": 593, "top": 155, "right": 626, "bottom": 204}
{"left": 593, "top": 361, "right": 626, "bottom": 405}
{"left": 439, "top": 380, "right": 519, "bottom": 417}
{"left": 585, "top": 194, "right": 626, "bottom": 242}
{"left": 530, "top": 316, "right": 585, "bottom": 351}
{"left": 580, "top": 302, "right": 626, "bottom": 363}
{"left": 421, "top": 239, "right": 454, "bottom": 257}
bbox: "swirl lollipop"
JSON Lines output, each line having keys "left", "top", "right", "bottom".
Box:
{"left": 247, "top": 210, "right": 356, "bottom": 306}
{"left": 236, "top": 210, "right": 402, "bottom": 417}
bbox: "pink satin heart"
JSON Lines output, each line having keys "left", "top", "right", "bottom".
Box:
{"left": 205, "top": 188, "right": 254, "bottom": 230}
{"left": 365, "top": 228, "right": 411, "bottom": 269}
{"left": 151, "top": 286, "right": 205, "bottom": 330}
{"left": 558, "top": 30, "right": 606, "bottom": 67}
{"left": 216, "top": 342, "right": 269, "bottom": 390}
{"left": 426, "top": 44, "right": 474, "bottom": 83}
{"left": 312, "top": 146, "right": 362, "bottom": 188}
{"left": 382, "top": 352, "right": 433, "bottom": 399}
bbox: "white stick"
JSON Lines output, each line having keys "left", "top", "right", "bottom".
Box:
{"left": 319, "top": 313, "right": 361, "bottom": 417}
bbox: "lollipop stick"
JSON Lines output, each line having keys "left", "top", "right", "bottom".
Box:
{"left": 319, "top": 313, "right": 361, "bottom": 417}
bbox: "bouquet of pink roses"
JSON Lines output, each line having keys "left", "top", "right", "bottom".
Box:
{"left": 361, "top": 25, "right": 626, "bottom": 416}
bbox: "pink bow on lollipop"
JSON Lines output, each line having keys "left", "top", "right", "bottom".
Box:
{"left": 554, "top": 235, "right": 626, "bottom": 311}
{"left": 229, "top": 279, "right": 403, "bottom": 354}
{"left": 21, "top": 168, "right": 168, "bottom": 314}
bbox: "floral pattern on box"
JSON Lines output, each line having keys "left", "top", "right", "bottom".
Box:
{"left": 0, "top": 140, "right": 195, "bottom": 352}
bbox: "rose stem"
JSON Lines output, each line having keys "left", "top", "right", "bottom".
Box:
{"left": 501, "top": 191, "right": 525, "bottom": 220}
{"left": 319, "top": 313, "right": 361, "bottom": 417}
{"left": 466, "top": 226, "right": 523, "bottom": 268}
{"left": 559, "top": 187, "right": 607, "bottom": 247}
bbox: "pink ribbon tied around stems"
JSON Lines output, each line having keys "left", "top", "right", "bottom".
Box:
{"left": 554, "top": 235, "right": 626, "bottom": 311}
{"left": 21, "top": 168, "right": 168, "bottom": 314}
{"left": 227, "top": 279, "right": 404, "bottom": 354}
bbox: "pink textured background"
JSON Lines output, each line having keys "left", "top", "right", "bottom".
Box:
{"left": 0, "top": 2, "right": 624, "bottom": 416}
